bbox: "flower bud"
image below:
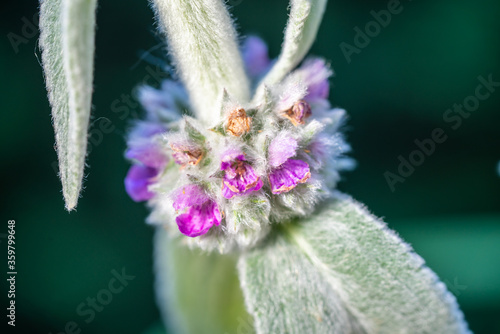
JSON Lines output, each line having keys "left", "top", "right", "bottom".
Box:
{"left": 283, "top": 100, "right": 312, "bottom": 126}
{"left": 170, "top": 142, "right": 203, "bottom": 167}
{"left": 226, "top": 108, "right": 251, "bottom": 136}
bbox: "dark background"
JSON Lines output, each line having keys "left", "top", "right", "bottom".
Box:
{"left": 1, "top": 0, "right": 499, "bottom": 333}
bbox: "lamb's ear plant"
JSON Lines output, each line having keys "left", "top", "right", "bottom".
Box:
{"left": 40, "top": 0, "right": 471, "bottom": 333}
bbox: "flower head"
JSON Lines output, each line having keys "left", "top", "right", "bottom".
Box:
{"left": 124, "top": 19, "right": 351, "bottom": 252}
{"left": 221, "top": 149, "right": 263, "bottom": 199}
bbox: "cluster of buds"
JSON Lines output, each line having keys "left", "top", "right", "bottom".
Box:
{"left": 124, "top": 36, "right": 353, "bottom": 252}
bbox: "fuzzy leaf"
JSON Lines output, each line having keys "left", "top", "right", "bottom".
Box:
{"left": 238, "top": 192, "right": 470, "bottom": 334}
{"left": 154, "top": 228, "right": 255, "bottom": 334}
{"left": 255, "top": 0, "right": 327, "bottom": 100}
{"left": 152, "top": 0, "right": 250, "bottom": 124}
{"left": 40, "top": 0, "right": 97, "bottom": 210}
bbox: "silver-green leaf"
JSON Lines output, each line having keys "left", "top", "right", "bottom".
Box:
{"left": 40, "top": 0, "right": 97, "bottom": 210}
{"left": 255, "top": 0, "right": 327, "bottom": 100}
{"left": 238, "top": 192, "right": 471, "bottom": 334}
{"left": 154, "top": 228, "right": 255, "bottom": 334}
{"left": 152, "top": 0, "right": 250, "bottom": 124}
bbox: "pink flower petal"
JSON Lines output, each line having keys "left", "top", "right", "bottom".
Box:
{"left": 299, "top": 58, "right": 331, "bottom": 102}
{"left": 176, "top": 201, "right": 221, "bottom": 237}
{"left": 125, "top": 141, "right": 168, "bottom": 169}
{"left": 172, "top": 184, "right": 209, "bottom": 211}
{"left": 221, "top": 150, "right": 262, "bottom": 199}
{"left": 268, "top": 135, "right": 298, "bottom": 168}
{"left": 269, "top": 159, "right": 311, "bottom": 194}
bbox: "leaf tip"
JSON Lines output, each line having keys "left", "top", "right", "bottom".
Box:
{"left": 62, "top": 184, "right": 81, "bottom": 212}
{"left": 64, "top": 195, "right": 78, "bottom": 212}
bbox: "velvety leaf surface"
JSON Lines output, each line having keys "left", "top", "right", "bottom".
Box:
{"left": 239, "top": 192, "right": 471, "bottom": 334}
{"left": 255, "top": 0, "right": 327, "bottom": 100}
{"left": 39, "top": 0, "right": 97, "bottom": 210}
{"left": 152, "top": 0, "right": 250, "bottom": 124}
{"left": 154, "top": 228, "right": 254, "bottom": 334}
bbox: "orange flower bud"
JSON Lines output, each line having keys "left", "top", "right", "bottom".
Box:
{"left": 226, "top": 108, "right": 251, "bottom": 136}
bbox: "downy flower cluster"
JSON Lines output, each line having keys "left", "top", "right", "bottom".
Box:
{"left": 125, "top": 36, "right": 353, "bottom": 252}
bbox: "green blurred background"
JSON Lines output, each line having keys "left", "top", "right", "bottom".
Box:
{"left": 1, "top": 0, "right": 499, "bottom": 333}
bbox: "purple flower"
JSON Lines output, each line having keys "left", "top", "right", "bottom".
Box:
{"left": 126, "top": 141, "right": 168, "bottom": 169}
{"left": 221, "top": 149, "right": 263, "bottom": 199}
{"left": 269, "top": 159, "right": 311, "bottom": 194}
{"left": 268, "top": 134, "right": 298, "bottom": 168}
{"left": 172, "top": 185, "right": 221, "bottom": 237}
{"left": 242, "top": 36, "right": 271, "bottom": 78}
{"left": 125, "top": 165, "right": 158, "bottom": 202}
{"left": 268, "top": 135, "right": 311, "bottom": 194}
{"left": 305, "top": 137, "right": 329, "bottom": 169}
{"left": 128, "top": 122, "right": 165, "bottom": 141}
{"left": 125, "top": 121, "right": 168, "bottom": 202}
{"left": 138, "top": 80, "right": 188, "bottom": 121}
{"left": 298, "top": 58, "right": 331, "bottom": 102}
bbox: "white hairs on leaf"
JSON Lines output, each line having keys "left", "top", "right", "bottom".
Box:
{"left": 239, "top": 192, "right": 471, "bottom": 334}
{"left": 255, "top": 0, "right": 328, "bottom": 101}
{"left": 152, "top": 0, "right": 250, "bottom": 124}
{"left": 39, "top": 0, "right": 98, "bottom": 210}
{"left": 154, "top": 231, "right": 252, "bottom": 334}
